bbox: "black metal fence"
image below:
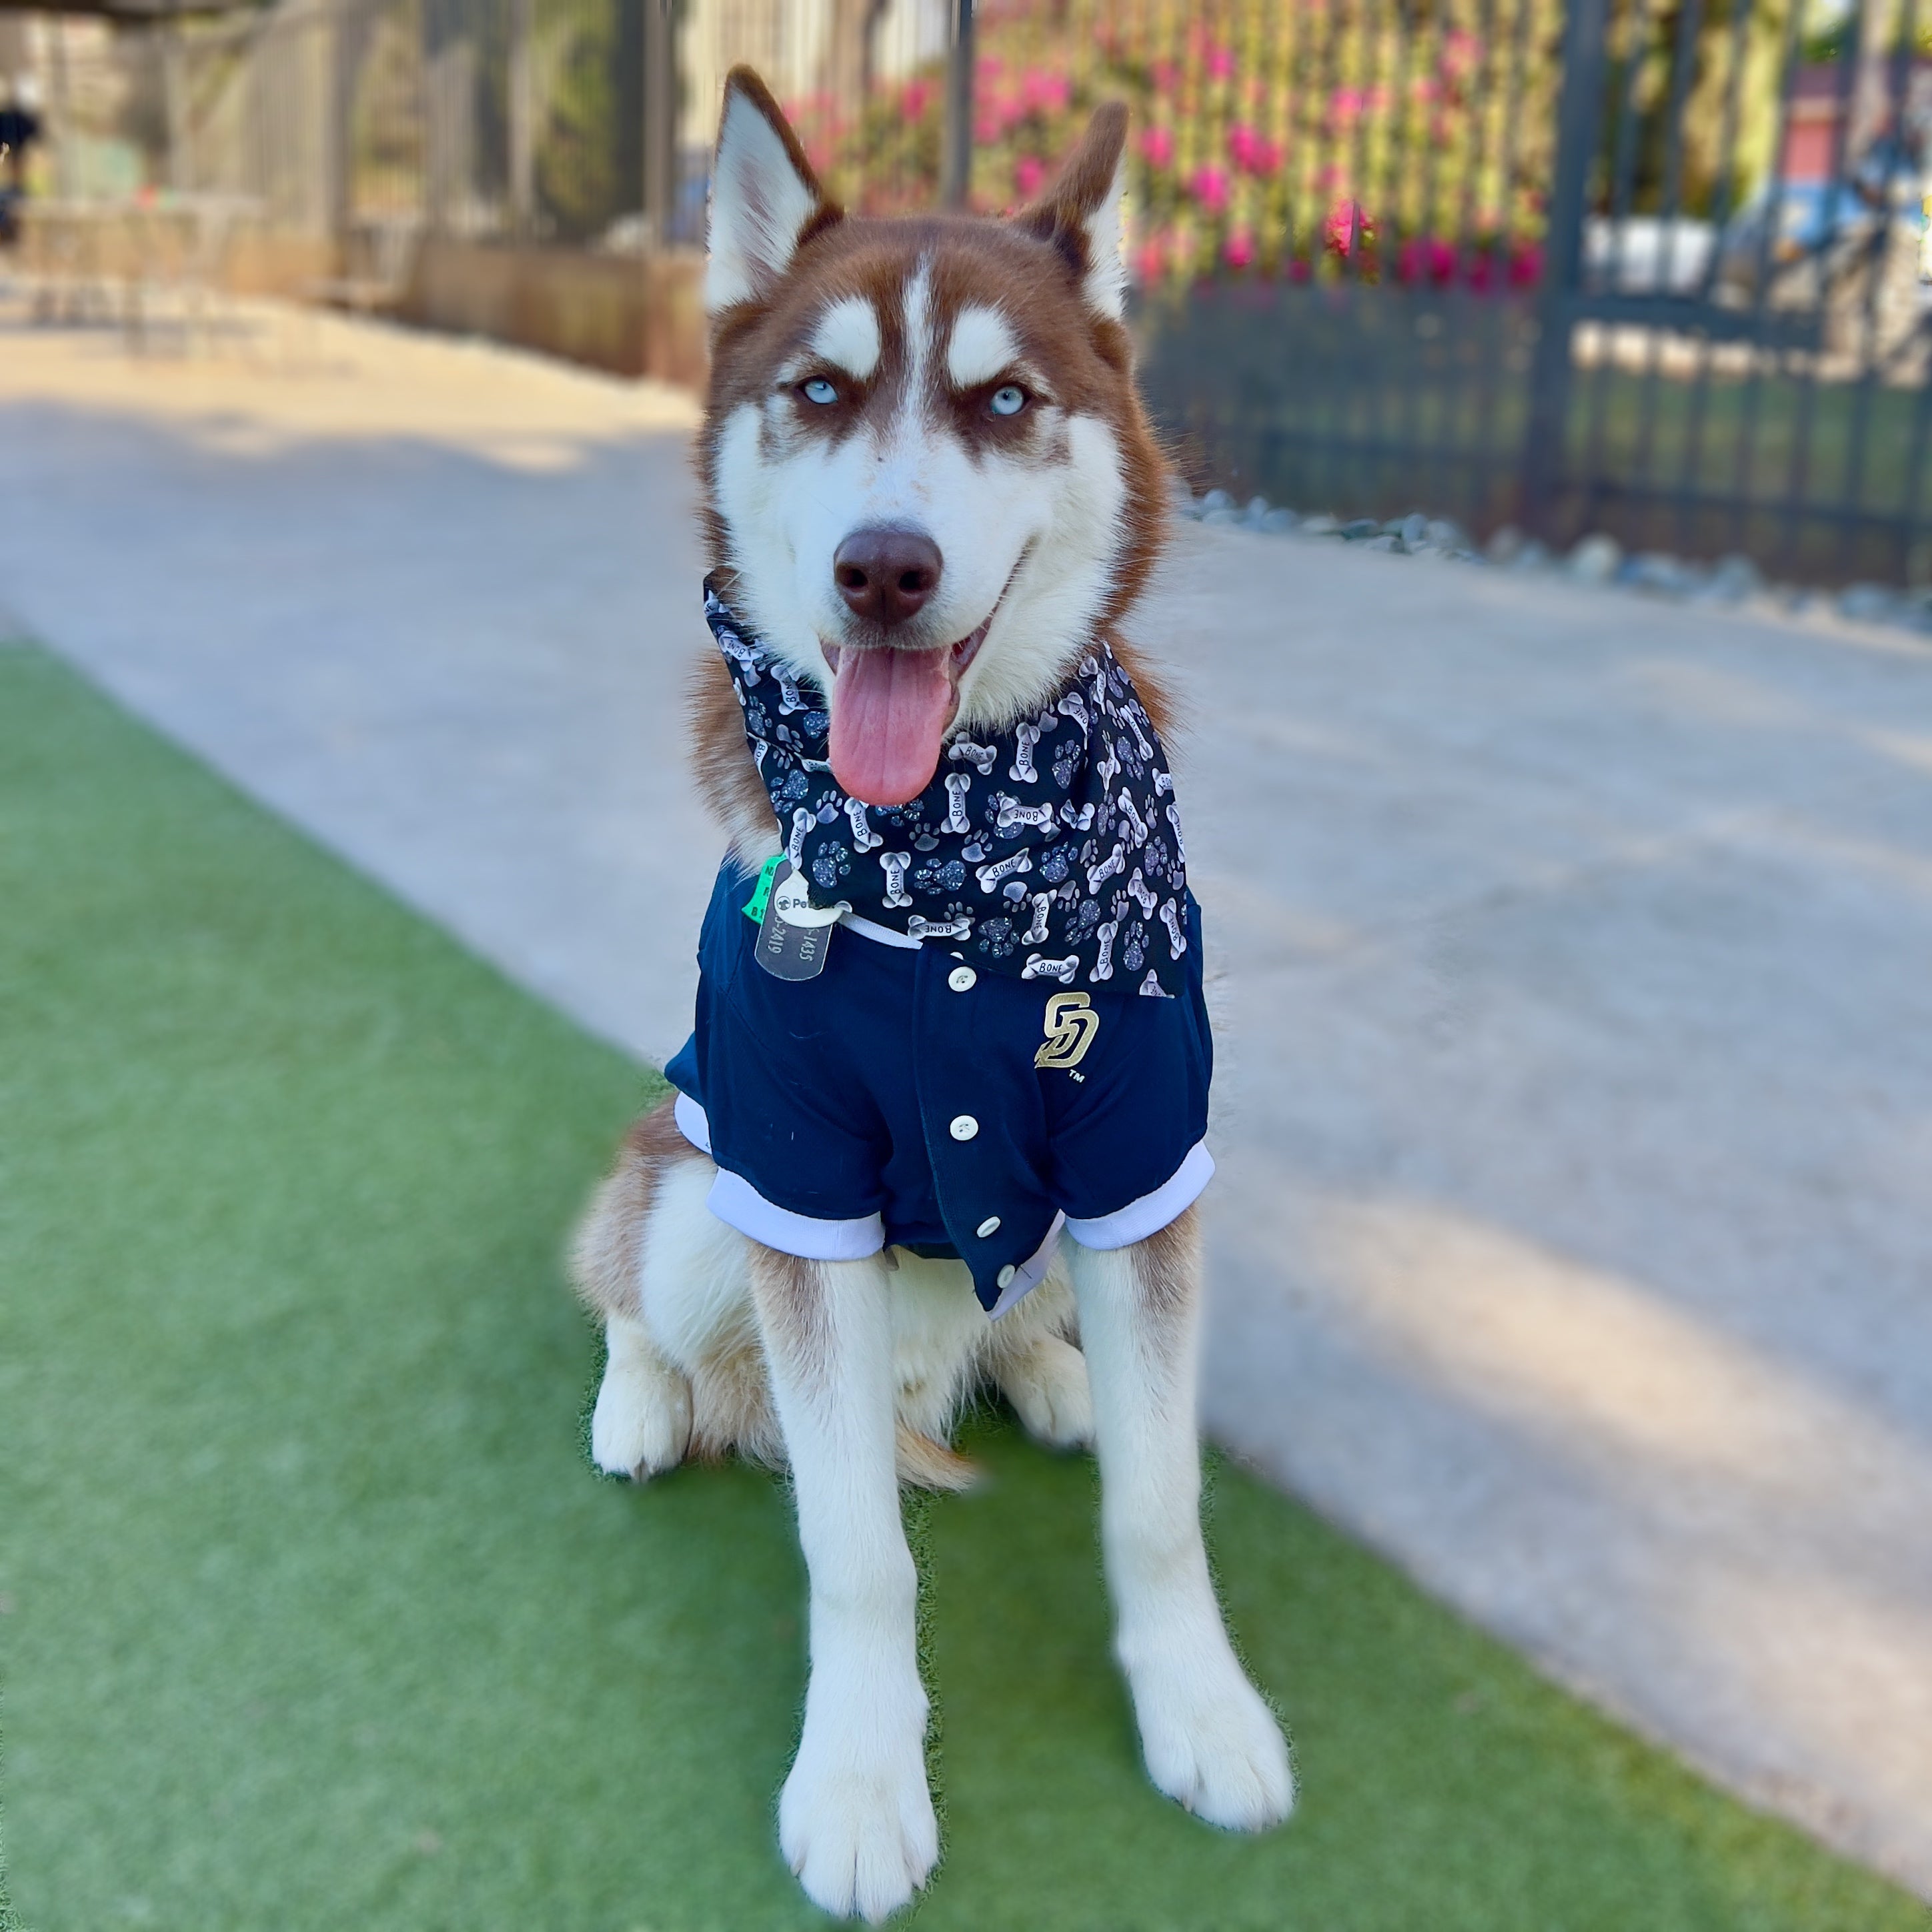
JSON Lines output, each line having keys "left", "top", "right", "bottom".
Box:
{"left": 763, "top": 0, "right": 1932, "bottom": 588}
{"left": 1113, "top": 0, "right": 1931, "bottom": 587}
{"left": 15, "top": 0, "right": 1932, "bottom": 585}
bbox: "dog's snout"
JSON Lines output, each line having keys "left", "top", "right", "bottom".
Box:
{"left": 833, "top": 527, "right": 942, "bottom": 629}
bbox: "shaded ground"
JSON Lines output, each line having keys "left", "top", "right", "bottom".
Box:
{"left": 3, "top": 641, "right": 1923, "bottom": 1931}
{"left": 1, "top": 299, "right": 1929, "bottom": 1897}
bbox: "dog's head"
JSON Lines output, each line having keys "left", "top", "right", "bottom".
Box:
{"left": 699, "top": 69, "right": 1166, "bottom": 808}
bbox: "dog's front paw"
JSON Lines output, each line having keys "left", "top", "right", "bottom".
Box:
{"left": 1127, "top": 1641, "right": 1294, "bottom": 1833}
{"left": 779, "top": 1718, "right": 938, "bottom": 1922}
{"left": 589, "top": 1340, "right": 691, "bottom": 1481}
{"left": 998, "top": 1334, "right": 1094, "bottom": 1448}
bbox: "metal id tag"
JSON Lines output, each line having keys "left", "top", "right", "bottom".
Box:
{"left": 753, "top": 860, "right": 848, "bottom": 982}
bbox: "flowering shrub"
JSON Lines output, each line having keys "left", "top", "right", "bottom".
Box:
{"left": 784, "top": 0, "right": 1563, "bottom": 292}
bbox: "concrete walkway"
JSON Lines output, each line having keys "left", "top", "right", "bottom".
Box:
{"left": 3, "top": 297, "right": 1928, "bottom": 1898}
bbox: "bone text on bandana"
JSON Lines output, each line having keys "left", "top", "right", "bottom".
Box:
{"left": 704, "top": 577, "right": 1191, "bottom": 998}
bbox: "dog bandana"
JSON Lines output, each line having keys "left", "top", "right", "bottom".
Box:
{"left": 704, "top": 578, "right": 1192, "bottom": 999}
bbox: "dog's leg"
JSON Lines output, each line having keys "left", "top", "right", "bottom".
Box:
{"left": 590, "top": 1312, "right": 694, "bottom": 1480}
{"left": 571, "top": 1098, "right": 700, "bottom": 1480}
{"left": 1065, "top": 1207, "right": 1293, "bottom": 1830}
{"left": 986, "top": 1270, "right": 1094, "bottom": 1448}
{"left": 996, "top": 1331, "right": 1094, "bottom": 1446}
{"left": 749, "top": 1243, "right": 938, "bottom": 1922}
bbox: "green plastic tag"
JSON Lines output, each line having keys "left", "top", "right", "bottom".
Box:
{"left": 742, "top": 852, "right": 784, "bottom": 926}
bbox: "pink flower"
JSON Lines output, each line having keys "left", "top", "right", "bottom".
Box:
{"left": 1020, "top": 68, "right": 1071, "bottom": 115}
{"left": 1207, "top": 44, "right": 1236, "bottom": 81}
{"left": 1014, "top": 155, "right": 1046, "bottom": 200}
{"left": 1135, "top": 235, "right": 1167, "bottom": 283}
{"left": 974, "top": 116, "right": 999, "bottom": 145}
{"left": 1507, "top": 241, "right": 1544, "bottom": 287}
{"left": 1324, "top": 199, "right": 1372, "bottom": 255}
{"left": 1396, "top": 234, "right": 1459, "bottom": 285}
{"left": 1328, "top": 87, "right": 1364, "bottom": 126}
{"left": 1229, "top": 124, "right": 1282, "bottom": 173}
{"left": 1141, "top": 125, "right": 1175, "bottom": 169}
{"left": 1224, "top": 229, "right": 1255, "bottom": 269}
{"left": 899, "top": 78, "right": 933, "bottom": 123}
{"left": 1151, "top": 59, "right": 1178, "bottom": 91}
{"left": 1189, "top": 164, "right": 1230, "bottom": 213}
{"left": 1287, "top": 256, "right": 1312, "bottom": 282}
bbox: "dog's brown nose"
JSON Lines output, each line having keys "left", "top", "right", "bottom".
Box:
{"left": 834, "top": 527, "right": 942, "bottom": 628}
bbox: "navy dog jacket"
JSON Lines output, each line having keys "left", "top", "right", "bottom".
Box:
{"left": 666, "top": 860, "right": 1213, "bottom": 1315}
{"left": 668, "top": 584, "right": 1214, "bottom": 1316}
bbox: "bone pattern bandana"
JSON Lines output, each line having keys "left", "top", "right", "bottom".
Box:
{"left": 704, "top": 578, "right": 1192, "bottom": 998}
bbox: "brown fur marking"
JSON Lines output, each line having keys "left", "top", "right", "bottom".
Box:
{"left": 689, "top": 649, "right": 782, "bottom": 852}
{"left": 570, "top": 1095, "right": 696, "bottom": 1322}
{"left": 748, "top": 1241, "right": 836, "bottom": 1393}
{"left": 1135, "top": 1202, "right": 1201, "bottom": 1328}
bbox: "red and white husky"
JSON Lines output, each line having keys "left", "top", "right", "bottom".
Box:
{"left": 572, "top": 69, "right": 1291, "bottom": 1921}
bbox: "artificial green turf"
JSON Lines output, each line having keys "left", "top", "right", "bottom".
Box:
{"left": 1, "top": 638, "right": 1924, "bottom": 1932}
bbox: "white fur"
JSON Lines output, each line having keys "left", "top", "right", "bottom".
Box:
{"left": 901, "top": 261, "right": 932, "bottom": 395}
{"left": 590, "top": 1160, "right": 1094, "bottom": 1918}
{"left": 591, "top": 1312, "right": 691, "bottom": 1478}
{"left": 706, "top": 87, "right": 820, "bottom": 313}
{"left": 762, "top": 1250, "right": 937, "bottom": 1923}
{"left": 1080, "top": 155, "right": 1129, "bottom": 321}
{"left": 946, "top": 304, "right": 1018, "bottom": 389}
{"left": 811, "top": 297, "right": 883, "bottom": 382}
{"left": 712, "top": 312, "right": 1130, "bottom": 738}
{"left": 1064, "top": 1240, "right": 1294, "bottom": 1829}
{"left": 608, "top": 1154, "right": 1086, "bottom": 1456}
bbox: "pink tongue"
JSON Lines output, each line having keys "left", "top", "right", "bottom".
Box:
{"left": 829, "top": 647, "right": 954, "bottom": 807}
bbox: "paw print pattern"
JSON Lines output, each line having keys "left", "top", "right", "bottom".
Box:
{"left": 810, "top": 842, "right": 852, "bottom": 889}
{"left": 977, "top": 917, "right": 1017, "bottom": 959}
{"left": 913, "top": 856, "right": 967, "bottom": 893}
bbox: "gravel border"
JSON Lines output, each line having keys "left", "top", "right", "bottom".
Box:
{"left": 1176, "top": 485, "right": 1932, "bottom": 642}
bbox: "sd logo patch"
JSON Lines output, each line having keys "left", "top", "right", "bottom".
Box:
{"left": 1034, "top": 991, "right": 1100, "bottom": 1070}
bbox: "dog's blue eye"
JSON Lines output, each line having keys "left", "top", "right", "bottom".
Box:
{"left": 990, "top": 384, "right": 1027, "bottom": 417}
{"left": 801, "top": 377, "right": 838, "bottom": 405}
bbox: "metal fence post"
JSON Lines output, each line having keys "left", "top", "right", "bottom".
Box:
{"left": 644, "top": 0, "right": 676, "bottom": 244}
{"left": 509, "top": 0, "right": 533, "bottom": 235}
{"left": 940, "top": 0, "right": 973, "bottom": 211}
{"left": 1519, "top": 0, "right": 1610, "bottom": 542}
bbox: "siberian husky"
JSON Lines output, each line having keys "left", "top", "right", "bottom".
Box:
{"left": 570, "top": 69, "right": 1292, "bottom": 1921}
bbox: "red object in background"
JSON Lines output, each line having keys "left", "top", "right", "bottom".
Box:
{"left": 1780, "top": 66, "right": 1847, "bottom": 183}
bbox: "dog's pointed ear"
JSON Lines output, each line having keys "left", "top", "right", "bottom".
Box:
{"left": 1016, "top": 102, "right": 1129, "bottom": 322}
{"left": 706, "top": 67, "right": 840, "bottom": 316}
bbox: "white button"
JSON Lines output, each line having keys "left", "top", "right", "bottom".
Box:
{"left": 996, "top": 1264, "right": 1016, "bottom": 1288}
{"left": 948, "top": 966, "right": 977, "bottom": 992}
{"left": 949, "top": 1114, "right": 979, "bottom": 1141}
{"left": 976, "top": 1215, "right": 1001, "bottom": 1238}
